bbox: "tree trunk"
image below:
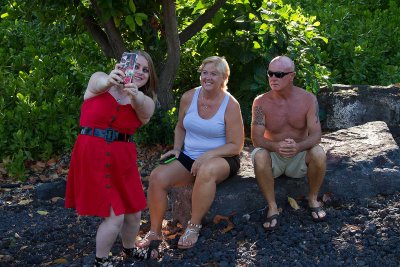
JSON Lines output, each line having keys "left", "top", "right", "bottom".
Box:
{"left": 158, "top": 0, "right": 181, "bottom": 110}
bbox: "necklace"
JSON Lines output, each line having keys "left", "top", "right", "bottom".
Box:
{"left": 201, "top": 88, "right": 210, "bottom": 112}
{"left": 201, "top": 87, "right": 222, "bottom": 112}
{"left": 115, "top": 89, "right": 126, "bottom": 103}
{"left": 202, "top": 95, "right": 208, "bottom": 111}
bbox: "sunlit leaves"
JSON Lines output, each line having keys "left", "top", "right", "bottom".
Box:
{"left": 253, "top": 40, "right": 261, "bottom": 49}
{"left": 193, "top": 1, "right": 206, "bottom": 14}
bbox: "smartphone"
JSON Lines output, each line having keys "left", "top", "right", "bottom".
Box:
{"left": 159, "top": 155, "right": 176, "bottom": 165}
{"left": 119, "top": 52, "right": 137, "bottom": 84}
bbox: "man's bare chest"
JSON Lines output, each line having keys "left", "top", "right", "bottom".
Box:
{"left": 264, "top": 103, "right": 307, "bottom": 129}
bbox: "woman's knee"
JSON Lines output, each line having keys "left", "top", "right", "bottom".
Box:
{"left": 197, "top": 159, "right": 229, "bottom": 183}
{"left": 149, "top": 168, "right": 171, "bottom": 189}
{"left": 124, "top": 211, "right": 141, "bottom": 225}
{"left": 104, "top": 213, "right": 125, "bottom": 229}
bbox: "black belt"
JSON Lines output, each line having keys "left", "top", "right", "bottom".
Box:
{"left": 80, "top": 127, "right": 134, "bottom": 143}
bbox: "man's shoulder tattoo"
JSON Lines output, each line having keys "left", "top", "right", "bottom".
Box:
{"left": 314, "top": 99, "right": 320, "bottom": 123}
{"left": 252, "top": 106, "right": 265, "bottom": 126}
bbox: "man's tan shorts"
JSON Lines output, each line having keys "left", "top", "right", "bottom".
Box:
{"left": 251, "top": 147, "right": 307, "bottom": 178}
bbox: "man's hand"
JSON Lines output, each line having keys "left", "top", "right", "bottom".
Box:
{"left": 277, "top": 138, "right": 298, "bottom": 158}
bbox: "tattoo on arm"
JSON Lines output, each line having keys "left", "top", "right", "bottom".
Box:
{"left": 252, "top": 106, "right": 265, "bottom": 126}
{"left": 314, "top": 100, "right": 320, "bottom": 123}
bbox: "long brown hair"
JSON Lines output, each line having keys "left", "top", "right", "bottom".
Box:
{"left": 133, "top": 50, "right": 158, "bottom": 101}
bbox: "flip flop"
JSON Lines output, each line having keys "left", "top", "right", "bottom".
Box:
{"left": 263, "top": 213, "right": 280, "bottom": 231}
{"left": 309, "top": 206, "right": 327, "bottom": 222}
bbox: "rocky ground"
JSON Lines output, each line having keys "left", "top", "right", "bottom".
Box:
{"left": 1, "top": 140, "right": 400, "bottom": 267}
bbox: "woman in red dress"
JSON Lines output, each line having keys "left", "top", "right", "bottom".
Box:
{"left": 65, "top": 50, "right": 157, "bottom": 266}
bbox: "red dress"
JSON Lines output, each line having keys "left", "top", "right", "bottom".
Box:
{"left": 65, "top": 92, "right": 146, "bottom": 217}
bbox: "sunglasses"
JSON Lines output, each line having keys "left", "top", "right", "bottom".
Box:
{"left": 267, "top": 70, "right": 293, "bottom": 78}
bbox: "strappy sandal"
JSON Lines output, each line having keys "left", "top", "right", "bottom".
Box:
{"left": 136, "top": 230, "right": 163, "bottom": 248}
{"left": 127, "top": 230, "right": 163, "bottom": 260}
{"left": 123, "top": 242, "right": 161, "bottom": 260}
{"left": 94, "top": 256, "right": 114, "bottom": 267}
{"left": 177, "top": 220, "right": 202, "bottom": 249}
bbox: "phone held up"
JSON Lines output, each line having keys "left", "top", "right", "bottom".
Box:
{"left": 119, "top": 52, "right": 137, "bottom": 84}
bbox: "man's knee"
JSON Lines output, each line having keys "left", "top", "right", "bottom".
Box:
{"left": 252, "top": 148, "right": 272, "bottom": 169}
{"left": 307, "top": 145, "right": 326, "bottom": 166}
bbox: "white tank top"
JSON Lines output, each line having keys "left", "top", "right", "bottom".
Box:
{"left": 182, "top": 86, "right": 230, "bottom": 159}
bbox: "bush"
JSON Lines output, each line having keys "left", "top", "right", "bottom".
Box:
{"left": 285, "top": 0, "right": 400, "bottom": 85}
{"left": 0, "top": 19, "right": 108, "bottom": 179}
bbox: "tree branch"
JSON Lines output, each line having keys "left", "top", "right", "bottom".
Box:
{"left": 179, "top": 0, "right": 227, "bottom": 45}
{"left": 90, "top": 0, "right": 126, "bottom": 59}
{"left": 82, "top": 15, "right": 114, "bottom": 58}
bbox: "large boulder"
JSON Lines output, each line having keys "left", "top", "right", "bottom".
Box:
{"left": 169, "top": 121, "right": 400, "bottom": 225}
{"left": 320, "top": 121, "right": 400, "bottom": 199}
{"left": 318, "top": 84, "right": 400, "bottom": 131}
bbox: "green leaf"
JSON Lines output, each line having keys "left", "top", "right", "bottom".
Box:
{"left": 125, "top": 15, "right": 136, "bottom": 31}
{"left": 135, "top": 13, "right": 148, "bottom": 20}
{"left": 1, "top": 13, "right": 9, "bottom": 18}
{"left": 134, "top": 14, "right": 143, "bottom": 26}
{"left": 253, "top": 41, "right": 261, "bottom": 49}
{"left": 129, "top": 0, "right": 136, "bottom": 13}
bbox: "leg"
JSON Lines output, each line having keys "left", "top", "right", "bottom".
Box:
{"left": 136, "top": 161, "right": 194, "bottom": 247}
{"left": 96, "top": 208, "right": 124, "bottom": 258}
{"left": 120, "top": 211, "right": 141, "bottom": 249}
{"left": 253, "top": 149, "right": 279, "bottom": 228}
{"left": 191, "top": 158, "right": 230, "bottom": 224}
{"left": 178, "top": 158, "right": 230, "bottom": 249}
{"left": 305, "top": 145, "right": 327, "bottom": 220}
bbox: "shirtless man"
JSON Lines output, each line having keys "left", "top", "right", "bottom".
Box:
{"left": 251, "top": 55, "right": 327, "bottom": 230}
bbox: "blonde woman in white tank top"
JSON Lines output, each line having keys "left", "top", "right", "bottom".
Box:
{"left": 135, "top": 56, "right": 244, "bottom": 253}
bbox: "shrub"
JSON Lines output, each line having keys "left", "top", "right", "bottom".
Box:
{"left": 0, "top": 19, "right": 108, "bottom": 179}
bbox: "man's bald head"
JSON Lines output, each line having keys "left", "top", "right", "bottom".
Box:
{"left": 269, "top": 56, "right": 295, "bottom": 72}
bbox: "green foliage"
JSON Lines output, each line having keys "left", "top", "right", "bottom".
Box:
{"left": 0, "top": 17, "right": 108, "bottom": 180}
{"left": 2, "top": 0, "right": 398, "bottom": 180}
{"left": 176, "top": 0, "right": 331, "bottom": 128}
{"left": 134, "top": 106, "right": 178, "bottom": 146}
{"left": 285, "top": 0, "right": 400, "bottom": 85}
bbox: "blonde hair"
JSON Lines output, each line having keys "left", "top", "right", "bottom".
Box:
{"left": 198, "top": 56, "right": 230, "bottom": 90}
